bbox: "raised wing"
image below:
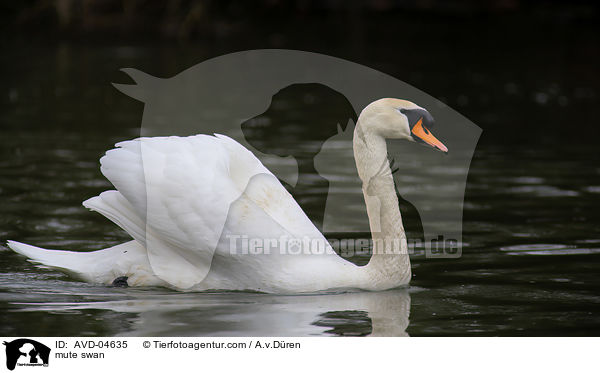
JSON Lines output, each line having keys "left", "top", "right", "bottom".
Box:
{"left": 84, "top": 134, "right": 326, "bottom": 289}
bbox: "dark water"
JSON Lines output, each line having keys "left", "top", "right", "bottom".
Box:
{"left": 1, "top": 45, "right": 599, "bottom": 336}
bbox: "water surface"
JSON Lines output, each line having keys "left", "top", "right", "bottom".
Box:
{"left": 1, "top": 45, "right": 599, "bottom": 336}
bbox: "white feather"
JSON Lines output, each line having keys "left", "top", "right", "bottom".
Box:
{"left": 8, "top": 98, "right": 429, "bottom": 293}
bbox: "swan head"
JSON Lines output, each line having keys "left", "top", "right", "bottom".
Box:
{"left": 359, "top": 98, "right": 448, "bottom": 153}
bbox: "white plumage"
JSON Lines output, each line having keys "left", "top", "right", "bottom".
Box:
{"left": 8, "top": 98, "right": 447, "bottom": 293}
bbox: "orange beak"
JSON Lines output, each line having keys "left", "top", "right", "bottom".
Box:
{"left": 411, "top": 118, "right": 448, "bottom": 153}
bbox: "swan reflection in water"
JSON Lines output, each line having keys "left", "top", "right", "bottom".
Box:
{"left": 16, "top": 289, "right": 410, "bottom": 337}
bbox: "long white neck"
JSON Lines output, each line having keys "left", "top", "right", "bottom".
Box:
{"left": 353, "top": 121, "right": 411, "bottom": 289}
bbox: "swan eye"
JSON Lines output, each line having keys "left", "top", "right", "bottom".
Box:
{"left": 399, "top": 108, "right": 436, "bottom": 130}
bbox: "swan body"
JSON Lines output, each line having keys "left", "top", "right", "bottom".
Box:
{"left": 7, "top": 98, "right": 447, "bottom": 293}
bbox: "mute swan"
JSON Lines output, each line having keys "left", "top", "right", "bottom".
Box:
{"left": 7, "top": 98, "right": 448, "bottom": 293}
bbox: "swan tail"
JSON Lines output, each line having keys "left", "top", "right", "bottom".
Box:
{"left": 7, "top": 240, "right": 102, "bottom": 281}
{"left": 6, "top": 240, "right": 160, "bottom": 286}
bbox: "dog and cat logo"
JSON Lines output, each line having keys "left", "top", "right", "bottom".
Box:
{"left": 3, "top": 339, "right": 50, "bottom": 370}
